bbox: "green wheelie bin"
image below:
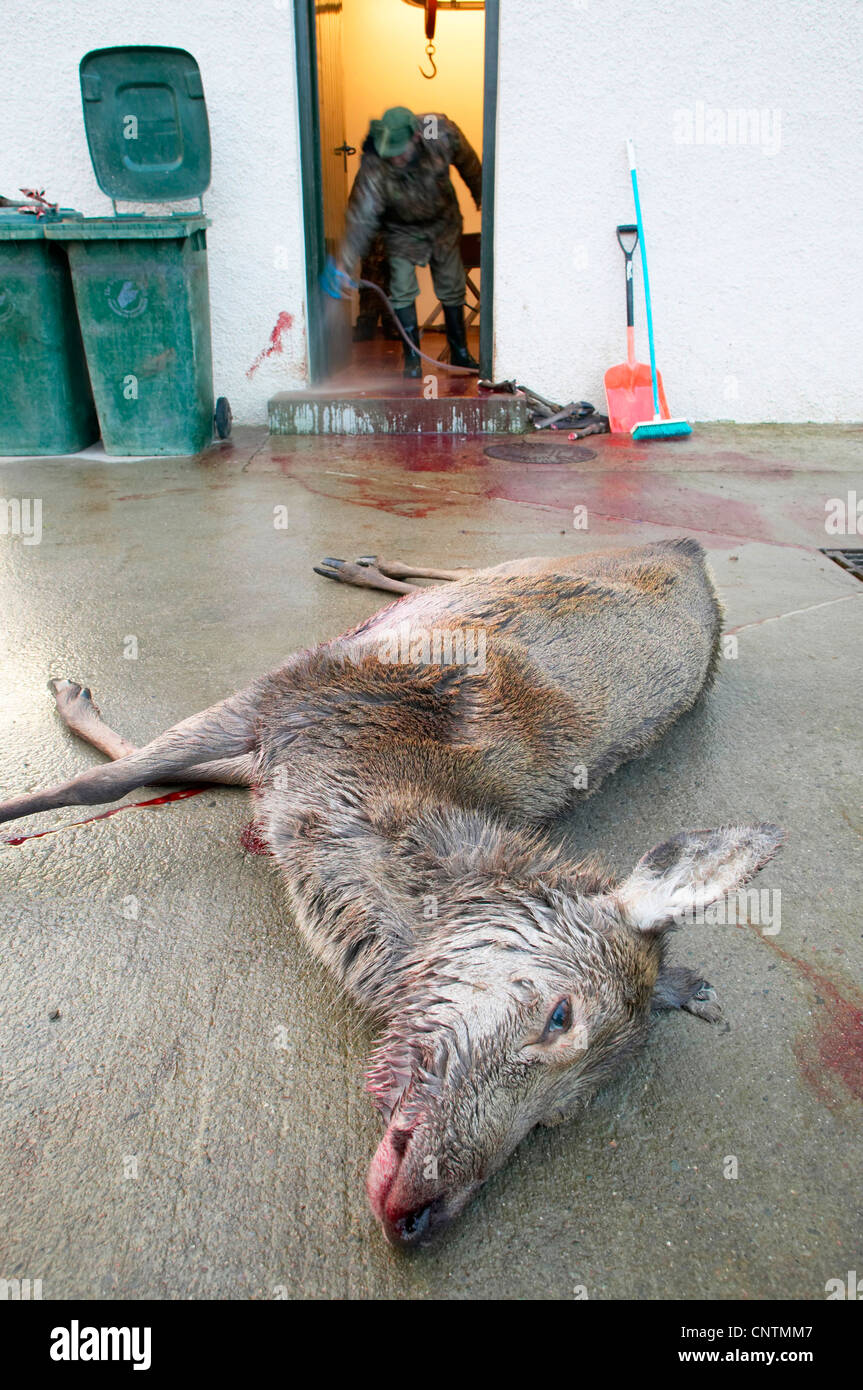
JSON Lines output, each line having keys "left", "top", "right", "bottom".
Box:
{"left": 0, "top": 210, "right": 99, "bottom": 455}
{"left": 46, "top": 46, "right": 231, "bottom": 457}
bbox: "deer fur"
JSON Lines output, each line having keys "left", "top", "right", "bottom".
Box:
{"left": 0, "top": 539, "right": 782, "bottom": 1247}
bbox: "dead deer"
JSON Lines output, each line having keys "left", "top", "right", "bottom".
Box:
{"left": 0, "top": 539, "right": 782, "bottom": 1247}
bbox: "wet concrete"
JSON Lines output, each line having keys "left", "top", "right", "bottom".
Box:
{"left": 0, "top": 423, "right": 860, "bottom": 1299}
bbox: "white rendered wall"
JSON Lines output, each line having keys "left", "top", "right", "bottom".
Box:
{"left": 0, "top": 0, "right": 309, "bottom": 425}
{"left": 493, "top": 0, "right": 863, "bottom": 422}
{"left": 2, "top": 1, "right": 861, "bottom": 423}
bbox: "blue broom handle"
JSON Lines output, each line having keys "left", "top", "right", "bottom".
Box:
{"left": 627, "top": 140, "right": 660, "bottom": 418}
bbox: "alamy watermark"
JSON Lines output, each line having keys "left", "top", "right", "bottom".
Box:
{"left": 371, "top": 621, "right": 487, "bottom": 675}
{"left": 1, "top": 496, "right": 42, "bottom": 545}
{"left": 825, "top": 1270, "right": 863, "bottom": 1300}
{"left": 824, "top": 490, "right": 862, "bottom": 536}
{"left": 50, "top": 1323, "right": 151, "bottom": 1371}
{"left": 673, "top": 887, "right": 781, "bottom": 936}
{"left": 1, "top": 1277, "right": 43, "bottom": 1299}
{"left": 673, "top": 101, "right": 782, "bottom": 157}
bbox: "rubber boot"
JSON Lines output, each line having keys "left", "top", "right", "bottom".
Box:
{"left": 394, "top": 303, "right": 422, "bottom": 378}
{"left": 442, "top": 303, "right": 479, "bottom": 370}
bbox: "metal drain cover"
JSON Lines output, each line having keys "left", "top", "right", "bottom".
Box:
{"left": 484, "top": 442, "right": 597, "bottom": 465}
{"left": 821, "top": 549, "right": 863, "bottom": 582}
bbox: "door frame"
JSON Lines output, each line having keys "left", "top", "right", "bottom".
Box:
{"left": 294, "top": 0, "right": 499, "bottom": 383}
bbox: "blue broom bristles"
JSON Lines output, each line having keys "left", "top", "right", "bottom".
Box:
{"left": 631, "top": 417, "right": 692, "bottom": 440}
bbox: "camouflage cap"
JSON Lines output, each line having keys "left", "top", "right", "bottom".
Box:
{"left": 370, "top": 106, "right": 419, "bottom": 158}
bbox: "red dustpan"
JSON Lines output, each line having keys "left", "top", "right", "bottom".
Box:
{"left": 604, "top": 224, "right": 670, "bottom": 433}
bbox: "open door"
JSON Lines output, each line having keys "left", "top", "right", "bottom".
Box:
{"left": 314, "top": 2, "right": 353, "bottom": 375}
{"left": 295, "top": 0, "right": 497, "bottom": 387}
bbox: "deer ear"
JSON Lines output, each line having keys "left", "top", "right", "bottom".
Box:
{"left": 614, "top": 824, "right": 783, "bottom": 933}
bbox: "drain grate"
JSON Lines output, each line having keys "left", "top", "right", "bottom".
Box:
{"left": 484, "top": 442, "right": 597, "bottom": 465}
{"left": 821, "top": 548, "right": 863, "bottom": 582}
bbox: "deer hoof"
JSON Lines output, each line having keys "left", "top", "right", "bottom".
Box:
{"left": 683, "top": 981, "right": 723, "bottom": 1024}
{"left": 314, "top": 559, "right": 381, "bottom": 587}
{"left": 49, "top": 678, "right": 101, "bottom": 718}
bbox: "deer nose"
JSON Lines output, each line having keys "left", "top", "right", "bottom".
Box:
{"left": 386, "top": 1201, "right": 434, "bottom": 1247}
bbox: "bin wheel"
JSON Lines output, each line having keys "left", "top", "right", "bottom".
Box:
{"left": 214, "top": 396, "right": 232, "bottom": 439}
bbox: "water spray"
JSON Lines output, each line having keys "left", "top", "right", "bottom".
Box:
{"left": 322, "top": 260, "right": 478, "bottom": 375}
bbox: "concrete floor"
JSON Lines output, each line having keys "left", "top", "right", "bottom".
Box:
{"left": 0, "top": 424, "right": 861, "bottom": 1300}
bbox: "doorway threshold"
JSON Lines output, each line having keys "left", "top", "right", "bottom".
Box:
{"left": 268, "top": 391, "right": 527, "bottom": 435}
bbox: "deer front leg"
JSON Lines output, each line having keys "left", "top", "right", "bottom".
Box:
{"left": 50, "top": 679, "right": 137, "bottom": 759}
{"left": 49, "top": 679, "right": 256, "bottom": 786}
{"left": 652, "top": 964, "right": 723, "bottom": 1023}
{"left": 0, "top": 683, "right": 263, "bottom": 826}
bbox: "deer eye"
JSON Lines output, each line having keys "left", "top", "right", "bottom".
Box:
{"left": 544, "top": 997, "right": 572, "bottom": 1036}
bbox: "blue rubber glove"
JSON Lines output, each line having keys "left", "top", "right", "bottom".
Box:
{"left": 320, "top": 256, "right": 355, "bottom": 300}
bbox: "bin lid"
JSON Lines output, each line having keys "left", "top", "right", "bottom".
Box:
{"left": 45, "top": 214, "right": 210, "bottom": 241}
{"left": 0, "top": 213, "right": 44, "bottom": 241}
{"left": 0, "top": 208, "right": 82, "bottom": 240}
{"left": 79, "top": 46, "right": 211, "bottom": 203}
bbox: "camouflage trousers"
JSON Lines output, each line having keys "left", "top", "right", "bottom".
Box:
{"left": 388, "top": 244, "right": 466, "bottom": 310}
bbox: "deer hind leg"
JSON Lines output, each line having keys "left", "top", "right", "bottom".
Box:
{"left": 0, "top": 681, "right": 263, "bottom": 827}
{"left": 49, "top": 679, "right": 257, "bottom": 786}
{"left": 313, "top": 554, "right": 474, "bottom": 594}
{"left": 358, "top": 555, "right": 473, "bottom": 582}
{"left": 313, "top": 558, "right": 420, "bottom": 594}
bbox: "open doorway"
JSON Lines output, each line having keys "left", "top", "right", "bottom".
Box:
{"left": 294, "top": 0, "right": 497, "bottom": 392}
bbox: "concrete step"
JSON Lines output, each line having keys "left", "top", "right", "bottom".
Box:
{"left": 268, "top": 391, "right": 527, "bottom": 435}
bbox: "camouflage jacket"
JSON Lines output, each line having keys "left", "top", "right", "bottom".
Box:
{"left": 340, "top": 114, "right": 482, "bottom": 269}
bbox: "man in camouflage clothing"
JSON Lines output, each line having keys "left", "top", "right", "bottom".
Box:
{"left": 337, "top": 106, "right": 482, "bottom": 377}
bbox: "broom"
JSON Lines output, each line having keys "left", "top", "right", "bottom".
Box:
{"left": 627, "top": 139, "right": 691, "bottom": 440}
